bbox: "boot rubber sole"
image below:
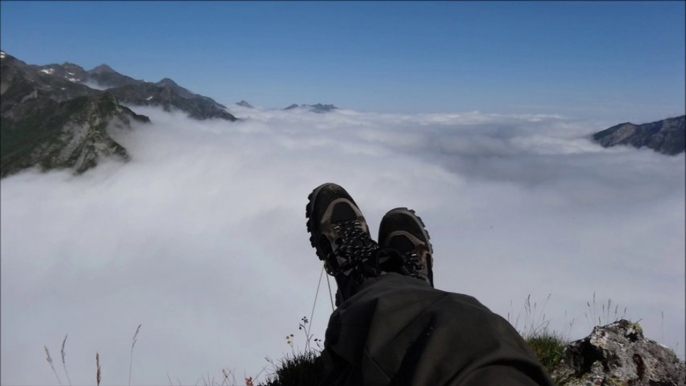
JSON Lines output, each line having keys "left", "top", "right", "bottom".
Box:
{"left": 305, "top": 183, "right": 332, "bottom": 261}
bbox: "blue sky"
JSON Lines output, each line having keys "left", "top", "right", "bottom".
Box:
{"left": 1, "top": 1, "right": 684, "bottom": 122}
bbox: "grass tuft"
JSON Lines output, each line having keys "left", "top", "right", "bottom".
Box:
{"left": 524, "top": 332, "right": 567, "bottom": 376}
{"left": 260, "top": 351, "right": 324, "bottom": 386}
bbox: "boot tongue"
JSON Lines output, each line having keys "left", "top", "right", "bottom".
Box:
{"left": 332, "top": 202, "right": 357, "bottom": 221}
{"left": 388, "top": 235, "right": 415, "bottom": 255}
{"left": 375, "top": 248, "right": 408, "bottom": 274}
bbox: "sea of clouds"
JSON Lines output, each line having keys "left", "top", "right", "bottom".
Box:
{"left": 2, "top": 105, "right": 684, "bottom": 385}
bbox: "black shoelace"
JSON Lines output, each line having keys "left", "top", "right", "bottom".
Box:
{"left": 328, "top": 219, "right": 380, "bottom": 276}
{"left": 405, "top": 251, "right": 424, "bottom": 278}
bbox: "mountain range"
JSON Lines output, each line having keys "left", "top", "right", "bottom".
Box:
{"left": 1, "top": 51, "right": 236, "bottom": 177}
{"left": 1, "top": 50, "right": 683, "bottom": 178}
{"left": 30, "top": 59, "right": 236, "bottom": 121}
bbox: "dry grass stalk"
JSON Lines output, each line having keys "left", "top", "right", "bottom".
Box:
{"left": 44, "top": 346, "right": 63, "bottom": 385}
{"left": 221, "top": 369, "right": 231, "bottom": 386}
{"left": 61, "top": 334, "right": 72, "bottom": 386}
{"left": 584, "top": 292, "right": 628, "bottom": 329}
{"left": 96, "top": 352, "right": 102, "bottom": 386}
{"left": 129, "top": 324, "right": 142, "bottom": 386}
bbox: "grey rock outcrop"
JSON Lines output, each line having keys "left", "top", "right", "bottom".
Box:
{"left": 592, "top": 116, "right": 685, "bottom": 155}
{"left": 552, "top": 320, "right": 685, "bottom": 386}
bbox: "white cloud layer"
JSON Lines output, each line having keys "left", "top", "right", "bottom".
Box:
{"left": 2, "top": 105, "right": 684, "bottom": 385}
{"left": 80, "top": 80, "right": 110, "bottom": 91}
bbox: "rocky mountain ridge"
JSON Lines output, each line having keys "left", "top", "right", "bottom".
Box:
{"left": 284, "top": 103, "right": 338, "bottom": 113}
{"left": 592, "top": 115, "right": 685, "bottom": 155}
{"left": 28, "top": 58, "right": 235, "bottom": 120}
{"left": 1, "top": 91, "right": 149, "bottom": 177}
{"left": 0, "top": 51, "right": 234, "bottom": 177}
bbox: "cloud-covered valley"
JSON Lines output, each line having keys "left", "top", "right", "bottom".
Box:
{"left": 2, "top": 105, "right": 684, "bottom": 385}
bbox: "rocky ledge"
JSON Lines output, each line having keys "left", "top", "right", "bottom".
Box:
{"left": 553, "top": 319, "right": 684, "bottom": 386}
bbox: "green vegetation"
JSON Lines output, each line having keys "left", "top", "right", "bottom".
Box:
{"left": 43, "top": 294, "right": 671, "bottom": 386}
{"left": 260, "top": 351, "right": 324, "bottom": 386}
{"left": 0, "top": 94, "right": 129, "bottom": 177}
{"left": 254, "top": 330, "right": 568, "bottom": 386}
{"left": 255, "top": 294, "right": 629, "bottom": 385}
{"left": 254, "top": 330, "right": 569, "bottom": 386}
{"left": 524, "top": 332, "right": 567, "bottom": 376}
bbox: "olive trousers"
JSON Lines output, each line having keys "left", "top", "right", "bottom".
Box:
{"left": 321, "top": 273, "right": 554, "bottom": 386}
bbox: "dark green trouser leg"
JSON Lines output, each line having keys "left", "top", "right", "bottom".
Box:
{"left": 321, "top": 273, "right": 554, "bottom": 386}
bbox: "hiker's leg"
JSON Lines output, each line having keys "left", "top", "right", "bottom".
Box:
{"left": 321, "top": 273, "right": 553, "bottom": 386}
{"left": 305, "top": 183, "right": 552, "bottom": 385}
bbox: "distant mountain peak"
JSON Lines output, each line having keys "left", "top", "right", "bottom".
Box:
{"left": 284, "top": 103, "right": 338, "bottom": 113}
{"left": 310, "top": 103, "right": 338, "bottom": 113}
{"left": 157, "top": 78, "right": 179, "bottom": 87}
{"left": 236, "top": 100, "right": 254, "bottom": 108}
{"left": 90, "top": 64, "right": 116, "bottom": 74}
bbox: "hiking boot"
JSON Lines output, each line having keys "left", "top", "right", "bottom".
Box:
{"left": 306, "top": 183, "right": 382, "bottom": 303}
{"left": 378, "top": 207, "right": 434, "bottom": 286}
